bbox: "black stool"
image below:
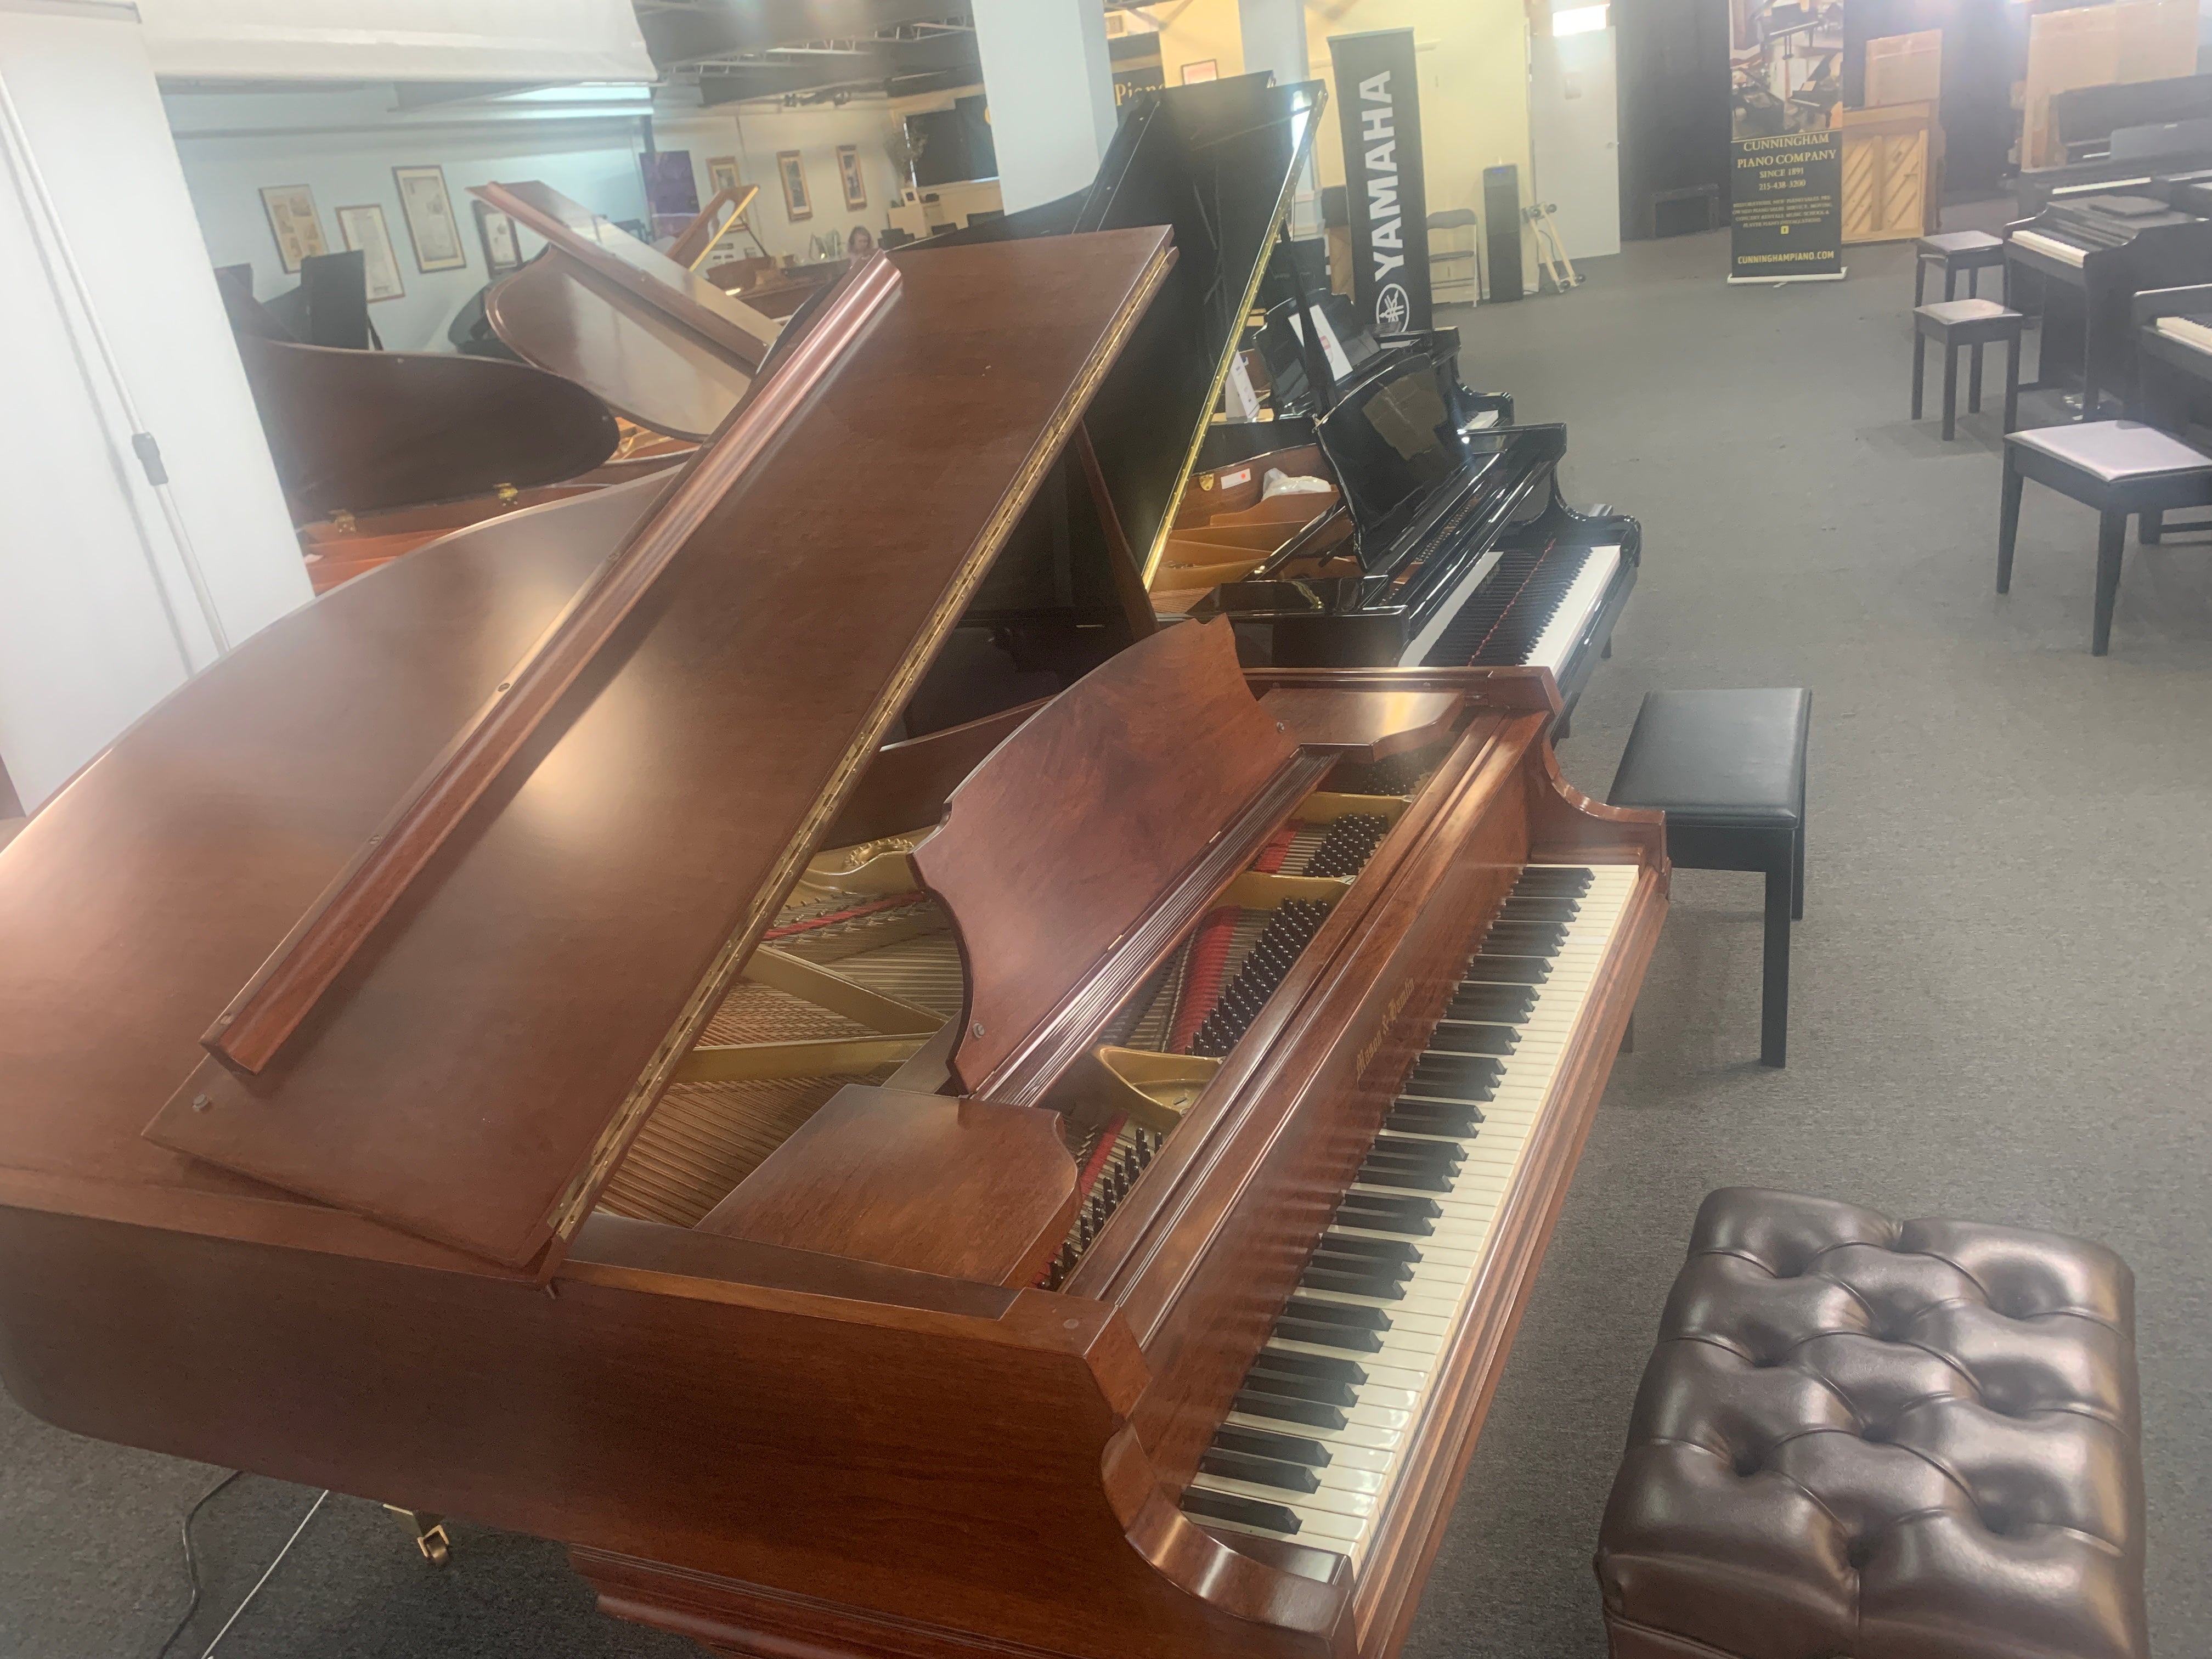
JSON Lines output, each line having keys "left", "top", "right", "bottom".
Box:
{"left": 1912, "top": 299, "right": 2024, "bottom": 440}
{"left": 1913, "top": 229, "right": 2006, "bottom": 306}
{"left": 1999, "top": 420, "right": 2212, "bottom": 654}
{"left": 1608, "top": 690, "right": 1809, "bottom": 1068}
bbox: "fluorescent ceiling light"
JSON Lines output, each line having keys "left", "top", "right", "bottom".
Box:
{"left": 497, "top": 82, "right": 653, "bottom": 103}
{"left": 1552, "top": 4, "right": 1608, "bottom": 34}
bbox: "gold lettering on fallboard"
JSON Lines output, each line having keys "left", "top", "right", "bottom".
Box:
{"left": 1357, "top": 979, "right": 1417, "bottom": 1082}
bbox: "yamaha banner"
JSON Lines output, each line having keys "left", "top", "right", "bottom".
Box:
{"left": 1329, "top": 28, "right": 1431, "bottom": 334}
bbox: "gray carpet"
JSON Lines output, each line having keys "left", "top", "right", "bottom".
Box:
{"left": 5, "top": 222, "right": 2208, "bottom": 1658}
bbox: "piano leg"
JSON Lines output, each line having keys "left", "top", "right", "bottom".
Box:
{"left": 1762, "top": 841, "right": 1792, "bottom": 1069}
{"left": 2093, "top": 508, "right": 2126, "bottom": 657}
{"left": 1997, "top": 455, "right": 2024, "bottom": 594}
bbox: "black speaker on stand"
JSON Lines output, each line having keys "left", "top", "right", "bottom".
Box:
{"left": 1483, "top": 165, "right": 1523, "bottom": 302}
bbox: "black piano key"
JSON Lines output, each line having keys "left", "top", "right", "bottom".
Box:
{"left": 1387, "top": 1107, "right": 1483, "bottom": 1137}
{"left": 1357, "top": 1164, "right": 1454, "bottom": 1193}
{"left": 1214, "top": 1425, "right": 1333, "bottom": 1469}
{"left": 1460, "top": 956, "right": 1549, "bottom": 984}
{"left": 1338, "top": 1191, "right": 1444, "bottom": 1224}
{"left": 1182, "top": 1487, "right": 1305, "bottom": 1535}
{"left": 1426, "top": 1025, "right": 1519, "bottom": 1057}
{"left": 1239, "top": 1369, "right": 1359, "bottom": 1406}
{"left": 1514, "top": 867, "right": 1593, "bottom": 896}
{"left": 1284, "top": 1297, "right": 1390, "bottom": 1331}
{"left": 1497, "top": 896, "right": 1579, "bottom": 922}
{"left": 1253, "top": 1348, "right": 1368, "bottom": 1384}
{"left": 1320, "top": 1233, "right": 1423, "bottom": 1264}
{"left": 1309, "top": 1249, "right": 1415, "bottom": 1282}
{"left": 1274, "top": 1319, "right": 1383, "bottom": 1353}
{"left": 1233, "top": 1389, "right": 1348, "bottom": 1430}
{"left": 1334, "top": 1205, "right": 1432, "bottom": 1238}
{"left": 1483, "top": 921, "right": 1567, "bottom": 949}
{"left": 1449, "top": 984, "right": 1537, "bottom": 1022}
{"left": 1200, "top": 1448, "right": 1322, "bottom": 1494}
{"left": 1410, "top": 1053, "right": 1504, "bottom": 1086}
{"left": 1302, "top": 1266, "right": 1410, "bottom": 1299}
{"left": 1367, "top": 1139, "right": 1463, "bottom": 1169}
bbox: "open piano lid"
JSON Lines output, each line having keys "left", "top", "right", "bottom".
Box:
{"left": 926, "top": 74, "right": 1325, "bottom": 588}
{"left": 476, "top": 179, "right": 781, "bottom": 442}
{"left": 132, "top": 229, "right": 1176, "bottom": 1275}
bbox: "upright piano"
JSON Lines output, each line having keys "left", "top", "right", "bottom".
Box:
{"left": 0, "top": 229, "right": 1666, "bottom": 1659}
{"left": 2007, "top": 191, "right": 2212, "bottom": 414}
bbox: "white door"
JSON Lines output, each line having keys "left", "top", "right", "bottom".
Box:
{"left": 1529, "top": 25, "right": 1622, "bottom": 262}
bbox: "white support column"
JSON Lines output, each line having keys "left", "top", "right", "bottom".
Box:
{"left": 0, "top": 0, "right": 309, "bottom": 808}
{"left": 1238, "top": 0, "right": 1308, "bottom": 89}
{"left": 970, "top": 0, "right": 1117, "bottom": 213}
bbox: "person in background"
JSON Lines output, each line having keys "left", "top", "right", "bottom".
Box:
{"left": 847, "top": 224, "right": 877, "bottom": 260}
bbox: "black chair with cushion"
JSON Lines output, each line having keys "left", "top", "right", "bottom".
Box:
{"left": 1608, "top": 690, "right": 1809, "bottom": 1067}
{"left": 1914, "top": 299, "right": 2025, "bottom": 441}
{"left": 1595, "top": 1187, "right": 2146, "bottom": 1659}
{"left": 1914, "top": 229, "right": 2007, "bottom": 306}
{"left": 1999, "top": 419, "right": 2212, "bottom": 654}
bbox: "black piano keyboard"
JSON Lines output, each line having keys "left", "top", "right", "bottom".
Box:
{"left": 1178, "top": 864, "right": 1595, "bottom": 1543}
{"left": 1421, "top": 539, "right": 1590, "bottom": 668}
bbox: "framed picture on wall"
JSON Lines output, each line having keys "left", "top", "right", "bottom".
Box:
{"left": 335, "top": 204, "right": 405, "bottom": 301}
{"left": 1180, "top": 59, "right": 1219, "bottom": 84}
{"left": 777, "top": 150, "right": 812, "bottom": 221}
{"left": 392, "top": 165, "right": 469, "bottom": 272}
{"left": 707, "top": 155, "right": 743, "bottom": 199}
{"left": 836, "top": 144, "right": 867, "bottom": 212}
{"left": 258, "top": 185, "right": 328, "bottom": 274}
{"left": 473, "top": 200, "right": 522, "bottom": 274}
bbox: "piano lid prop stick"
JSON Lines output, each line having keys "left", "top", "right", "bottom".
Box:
{"left": 200, "top": 256, "right": 905, "bottom": 1076}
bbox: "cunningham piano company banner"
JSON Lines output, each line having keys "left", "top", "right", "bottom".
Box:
{"left": 1728, "top": 130, "right": 1844, "bottom": 283}
{"left": 1329, "top": 28, "right": 1431, "bottom": 334}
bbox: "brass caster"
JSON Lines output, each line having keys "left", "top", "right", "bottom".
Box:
{"left": 383, "top": 1505, "right": 453, "bottom": 1566}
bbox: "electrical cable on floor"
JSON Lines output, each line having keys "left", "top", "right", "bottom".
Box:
{"left": 153, "top": 1477, "right": 332, "bottom": 1659}
{"left": 153, "top": 1471, "right": 241, "bottom": 1659}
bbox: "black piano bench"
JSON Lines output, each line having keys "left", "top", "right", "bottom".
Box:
{"left": 1607, "top": 690, "right": 1808, "bottom": 1068}
{"left": 1912, "top": 300, "right": 2024, "bottom": 441}
{"left": 1594, "top": 1187, "right": 2146, "bottom": 1659}
{"left": 2000, "top": 421, "right": 2212, "bottom": 654}
{"left": 1914, "top": 229, "right": 2007, "bottom": 306}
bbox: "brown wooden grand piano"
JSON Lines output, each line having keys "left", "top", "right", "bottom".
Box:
{"left": 0, "top": 229, "right": 1664, "bottom": 1659}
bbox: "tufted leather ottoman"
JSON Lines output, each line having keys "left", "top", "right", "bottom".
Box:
{"left": 1595, "top": 1188, "right": 2145, "bottom": 1659}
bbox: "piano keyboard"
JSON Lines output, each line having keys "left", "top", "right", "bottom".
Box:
{"left": 1178, "top": 860, "right": 1640, "bottom": 1560}
{"left": 1419, "top": 541, "right": 1621, "bottom": 674}
{"left": 2011, "top": 229, "right": 2087, "bottom": 269}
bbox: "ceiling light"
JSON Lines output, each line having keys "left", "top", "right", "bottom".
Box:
{"left": 1552, "top": 4, "right": 1609, "bottom": 34}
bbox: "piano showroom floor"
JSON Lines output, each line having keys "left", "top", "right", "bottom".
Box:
{"left": 5, "top": 208, "right": 2211, "bottom": 1659}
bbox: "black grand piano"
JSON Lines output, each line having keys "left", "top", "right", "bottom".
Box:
{"left": 2007, "top": 191, "right": 2212, "bottom": 415}
{"left": 1193, "top": 342, "right": 1635, "bottom": 721}
{"left": 936, "top": 73, "right": 1636, "bottom": 726}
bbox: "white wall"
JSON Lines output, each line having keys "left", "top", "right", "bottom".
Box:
{"left": 0, "top": 3, "right": 308, "bottom": 807}
{"left": 166, "top": 87, "right": 653, "bottom": 350}
{"left": 658, "top": 100, "right": 912, "bottom": 264}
